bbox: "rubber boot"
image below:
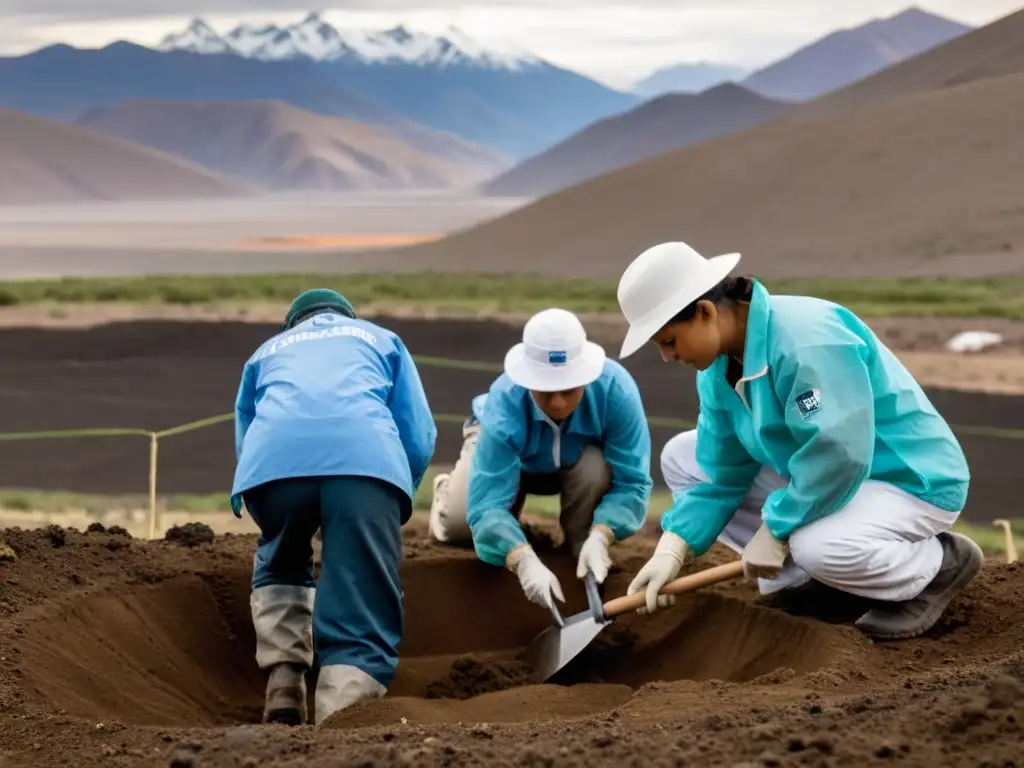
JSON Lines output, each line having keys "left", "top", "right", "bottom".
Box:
{"left": 314, "top": 664, "right": 387, "bottom": 726}
{"left": 262, "top": 663, "right": 307, "bottom": 725}
{"left": 854, "top": 532, "right": 984, "bottom": 640}
{"left": 251, "top": 585, "right": 315, "bottom": 725}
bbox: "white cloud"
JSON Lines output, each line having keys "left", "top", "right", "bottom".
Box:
{"left": 0, "top": 1, "right": 1020, "bottom": 88}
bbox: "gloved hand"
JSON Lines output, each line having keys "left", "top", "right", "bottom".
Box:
{"left": 576, "top": 524, "right": 614, "bottom": 583}
{"left": 627, "top": 531, "right": 689, "bottom": 615}
{"left": 506, "top": 543, "right": 565, "bottom": 614}
{"left": 742, "top": 523, "right": 788, "bottom": 580}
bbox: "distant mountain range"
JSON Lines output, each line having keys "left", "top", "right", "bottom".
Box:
{"left": 0, "top": 5, "right": 993, "bottom": 205}
{"left": 634, "top": 7, "right": 973, "bottom": 101}
{"left": 391, "top": 6, "right": 1024, "bottom": 279}
{"left": 0, "top": 108, "right": 255, "bottom": 206}
{"left": 741, "top": 7, "right": 973, "bottom": 100}
{"left": 150, "top": 13, "right": 639, "bottom": 158}
{"left": 159, "top": 13, "right": 539, "bottom": 70}
{"left": 0, "top": 14, "right": 637, "bottom": 161}
{"left": 631, "top": 62, "right": 751, "bottom": 97}
{"left": 76, "top": 99, "right": 505, "bottom": 192}
{"left": 488, "top": 6, "right": 978, "bottom": 196}
{"left": 485, "top": 84, "right": 791, "bottom": 197}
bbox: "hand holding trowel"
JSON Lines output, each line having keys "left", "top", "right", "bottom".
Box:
{"left": 521, "top": 560, "right": 744, "bottom": 681}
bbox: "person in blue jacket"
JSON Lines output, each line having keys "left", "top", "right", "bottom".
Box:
{"left": 615, "top": 241, "right": 983, "bottom": 640}
{"left": 231, "top": 288, "right": 436, "bottom": 726}
{"left": 428, "top": 308, "right": 654, "bottom": 616}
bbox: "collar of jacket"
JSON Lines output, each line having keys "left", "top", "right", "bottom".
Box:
{"left": 525, "top": 383, "right": 601, "bottom": 436}
{"left": 710, "top": 277, "right": 772, "bottom": 384}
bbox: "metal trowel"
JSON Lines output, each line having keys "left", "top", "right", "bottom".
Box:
{"left": 522, "top": 560, "right": 745, "bottom": 682}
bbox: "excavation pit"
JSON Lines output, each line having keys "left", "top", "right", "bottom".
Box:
{"left": 17, "top": 552, "right": 839, "bottom": 729}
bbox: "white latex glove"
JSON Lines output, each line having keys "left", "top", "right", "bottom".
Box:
{"left": 627, "top": 531, "right": 689, "bottom": 615}
{"left": 506, "top": 543, "right": 565, "bottom": 614}
{"left": 742, "top": 523, "right": 788, "bottom": 580}
{"left": 576, "top": 524, "right": 614, "bottom": 583}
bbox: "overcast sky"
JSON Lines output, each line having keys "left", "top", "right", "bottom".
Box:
{"left": 1, "top": 1, "right": 1021, "bottom": 87}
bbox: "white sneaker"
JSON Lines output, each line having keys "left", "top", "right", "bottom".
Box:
{"left": 428, "top": 473, "right": 451, "bottom": 541}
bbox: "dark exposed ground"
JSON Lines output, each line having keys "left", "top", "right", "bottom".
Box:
{"left": 0, "top": 518, "right": 1020, "bottom": 767}
{"left": 0, "top": 317, "right": 1020, "bottom": 523}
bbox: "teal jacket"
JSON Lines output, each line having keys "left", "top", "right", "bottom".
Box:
{"left": 663, "top": 280, "right": 970, "bottom": 555}
{"left": 467, "top": 359, "right": 654, "bottom": 566}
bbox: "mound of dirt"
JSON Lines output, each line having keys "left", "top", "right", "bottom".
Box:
{"left": 0, "top": 517, "right": 1020, "bottom": 766}
{"left": 85, "top": 522, "right": 132, "bottom": 537}
{"left": 425, "top": 654, "right": 539, "bottom": 700}
{"left": 165, "top": 521, "right": 216, "bottom": 547}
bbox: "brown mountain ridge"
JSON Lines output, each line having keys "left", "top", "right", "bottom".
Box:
{"left": 0, "top": 107, "right": 255, "bottom": 206}
{"left": 76, "top": 99, "right": 509, "bottom": 192}
{"left": 360, "top": 70, "right": 1024, "bottom": 280}
{"left": 483, "top": 83, "right": 792, "bottom": 198}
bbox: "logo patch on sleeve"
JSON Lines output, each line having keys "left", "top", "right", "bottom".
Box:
{"left": 795, "top": 389, "right": 822, "bottom": 419}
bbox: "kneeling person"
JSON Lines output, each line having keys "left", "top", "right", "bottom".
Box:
{"left": 616, "top": 242, "right": 982, "bottom": 640}
{"left": 231, "top": 289, "right": 437, "bottom": 726}
{"left": 429, "top": 308, "right": 653, "bottom": 614}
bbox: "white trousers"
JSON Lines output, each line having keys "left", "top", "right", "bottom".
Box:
{"left": 660, "top": 430, "right": 961, "bottom": 602}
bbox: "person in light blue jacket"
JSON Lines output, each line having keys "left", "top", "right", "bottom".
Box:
{"left": 429, "top": 308, "right": 653, "bottom": 617}
{"left": 232, "top": 288, "right": 436, "bottom": 726}
{"left": 615, "top": 241, "right": 982, "bottom": 641}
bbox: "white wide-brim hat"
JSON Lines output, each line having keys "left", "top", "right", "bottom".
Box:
{"left": 504, "top": 308, "right": 607, "bottom": 392}
{"left": 616, "top": 241, "right": 742, "bottom": 359}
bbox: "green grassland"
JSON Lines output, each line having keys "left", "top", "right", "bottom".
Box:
{"left": 1, "top": 273, "right": 1022, "bottom": 319}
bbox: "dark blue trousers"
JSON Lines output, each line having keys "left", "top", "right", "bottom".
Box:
{"left": 242, "top": 475, "right": 404, "bottom": 687}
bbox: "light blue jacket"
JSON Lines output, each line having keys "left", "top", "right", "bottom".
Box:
{"left": 662, "top": 279, "right": 970, "bottom": 555}
{"left": 230, "top": 311, "right": 437, "bottom": 519}
{"left": 467, "top": 359, "right": 654, "bottom": 566}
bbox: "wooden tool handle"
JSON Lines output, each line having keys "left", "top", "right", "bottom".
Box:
{"left": 603, "top": 560, "right": 745, "bottom": 618}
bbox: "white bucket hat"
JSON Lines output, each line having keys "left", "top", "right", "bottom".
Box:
{"left": 616, "top": 241, "right": 742, "bottom": 359}
{"left": 504, "top": 308, "right": 607, "bottom": 392}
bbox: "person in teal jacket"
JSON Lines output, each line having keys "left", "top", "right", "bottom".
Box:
{"left": 615, "top": 241, "right": 982, "bottom": 641}
{"left": 232, "top": 288, "right": 436, "bottom": 726}
{"left": 429, "top": 308, "right": 654, "bottom": 617}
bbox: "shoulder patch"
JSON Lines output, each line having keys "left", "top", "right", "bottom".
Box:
{"left": 794, "top": 388, "right": 822, "bottom": 419}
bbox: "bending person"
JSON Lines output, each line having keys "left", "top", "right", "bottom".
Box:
{"left": 616, "top": 242, "right": 981, "bottom": 640}
{"left": 429, "top": 308, "right": 653, "bottom": 615}
{"left": 231, "top": 288, "right": 436, "bottom": 726}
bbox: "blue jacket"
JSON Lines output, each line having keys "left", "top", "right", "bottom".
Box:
{"left": 662, "top": 279, "right": 970, "bottom": 555}
{"left": 231, "top": 311, "right": 437, "bottom": 520}
{"left": 467, "top": 359, "right": 654, "bottom": 566}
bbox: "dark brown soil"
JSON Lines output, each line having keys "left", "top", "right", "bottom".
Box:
{"left": 165, "top": 522, "right": 216, "bottom": 548}
{"left": 0, "top": 516, "right": 1020, "bottom": 766}
{"left": 0, "top": 318, "right": 1019, "bottom": 524}
{"left": 424, "top": 655, "right": 540, "bottom": 700}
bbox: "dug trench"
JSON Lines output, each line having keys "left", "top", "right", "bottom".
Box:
{"left": 7, "top": 522, "right": 845, "bottom": 730}
{"left": 0, "top": 519, "right": 1022, "bottom": 767}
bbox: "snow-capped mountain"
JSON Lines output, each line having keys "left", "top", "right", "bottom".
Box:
{"left": 0, "top": 10, "right": 636, "bottom": 161}
{"left": 160, "top": 18, "right": 236, "bottom": 56}
{"left": 159, "top": 12, "right": 541, "bottom": 70}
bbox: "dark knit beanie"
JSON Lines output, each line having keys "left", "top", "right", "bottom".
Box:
{"left": 283, "top": 288, "right": 355, "bottom": 330}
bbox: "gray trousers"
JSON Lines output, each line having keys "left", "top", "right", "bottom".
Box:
{"left": 430, "top": 421, "right": 612, "bottom": 557}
